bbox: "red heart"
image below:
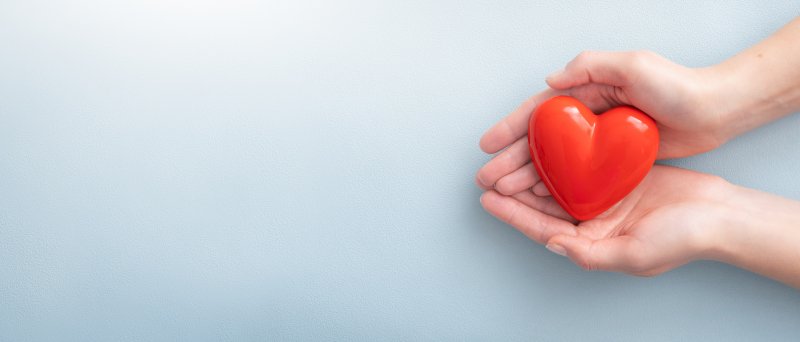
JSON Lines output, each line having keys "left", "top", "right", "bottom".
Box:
{"left": 528, "top": 96, "right": 659, "bottom": 220}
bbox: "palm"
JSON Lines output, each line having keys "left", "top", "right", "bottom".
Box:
{"left": 481, "top": 165, "right": 727, "bottom": 275}
{"left": 575, "top": 166, "right": 727, "bottom": 274}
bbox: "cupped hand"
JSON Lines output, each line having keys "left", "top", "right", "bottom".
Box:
{"left": 479, "top": 165, "right": 731, "bottom": 276}
{"left": 476, "top": 50, "right": 728, "bottom": 195}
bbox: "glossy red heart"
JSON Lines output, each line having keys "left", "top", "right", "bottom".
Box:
{"left": 528, "top": 96, "right": 659, "bottom": 221}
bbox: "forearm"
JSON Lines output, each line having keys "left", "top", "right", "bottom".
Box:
{"left": 694, "top": 18, "right": 800, "bottom": 288}
{"left": 705, "top": 17, "right": 800, "bottom": 139}
{"left": 709, "top": 184, "right": 800, "bottom": 288}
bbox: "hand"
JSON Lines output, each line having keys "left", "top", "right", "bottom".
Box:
{"left": 476, "top": 50, "right": 727, "bottom": 195}
{"left": 477, "top": 19, "right": 800, "bottom": 287}
{"left": 479, "top": 165, "right": 730, "bottom": 276}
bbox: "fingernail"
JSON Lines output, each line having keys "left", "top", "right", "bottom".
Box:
{"left": 480, "top": 191, "right": 493, "bottom": 205}
{"left": 546, "top": 69, "right": 564, "bottom": 81}
{"left": 546, "top": 243, "right": 567, "bottom": 257}
{"left": 477, "top": 174, "right": 490, "bottom": 187}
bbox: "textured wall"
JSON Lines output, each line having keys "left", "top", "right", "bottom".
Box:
{"left": 2, "top": 1, "right": 800, "bottom": 340}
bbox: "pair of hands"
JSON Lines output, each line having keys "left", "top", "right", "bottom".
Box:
{"left": 476, "top": 50, "right": 742, "bottom": 276}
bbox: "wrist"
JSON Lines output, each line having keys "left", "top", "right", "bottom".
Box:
{"left": 699, "top": 35, "right": 800, "bottom": 142}
{"left": 701, "top": 181, "right": 800, "bottom": 277}
{"left": 690, "top": 176, "right": 744, "bottom": 262}
{"left": 694, "top": 64, "right": 754, "bottom": 144}
{"left": 699, "top": 181, "right": 752, "bottom": 264}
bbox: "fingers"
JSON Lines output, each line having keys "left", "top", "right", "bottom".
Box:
{"left": 563, "top": 83, "right": 623, "bottom": 113}
{"left": 547, "top": 234, "right": 644, "bottom": 273}
{"left": 481, "top": 190, "right": 577, "bottom": 244}
{"left": 532, "top": 181, "right": 550, "bottom": 197}
{"left": 479, "top": 89, "right": 558, "bottom": 154}
{"left": 511, "top": 191, "right": 575, "bottom": 223}
{"left": 476, "top": 137, "right": 530, "bottom": 188}
{"left": 475, "top": 175, "right": 492, "bottom": 191}
{"left": 484, "top": 87, "right": 615, "bottom": 195}
{"left": 546, "top": 50, "right": 654, "bottom": 89}
{"left": 494, "top": 163, "right": 539, "bottom": 195}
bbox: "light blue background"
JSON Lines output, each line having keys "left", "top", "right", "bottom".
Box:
{"left": 2, "top": 1, "right": 800, "bottom": 341}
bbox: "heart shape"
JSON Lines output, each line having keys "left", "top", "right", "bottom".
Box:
{"left": 528, "top": 96, "right": 659, "bottom": 220}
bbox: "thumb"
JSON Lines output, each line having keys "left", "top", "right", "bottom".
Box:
{"left": 547, "top": 234, "right": 640, "bottom": 272}
{"left": 546, "top": 50, "right": 651, "bottom": 90}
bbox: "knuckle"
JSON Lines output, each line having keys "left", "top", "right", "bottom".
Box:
{"left": 578, "top": 243, "right": 598, "bottom": 271}
{"left": 494, "top": 178, "right": 514, "bottom": 195}
{"left": 628, "top": 50, "right": 654, "bottom": 68}
{"left": 498, "top": 153, "right": 517, "bottom": 174}
{"left": 504, "top": 200, "right": 522, "bottom": 225}
{"left": 577, "top": 258, "right": 595, "bottom": 271}
{"left": 500, "top": 117, "right": 517, "bottom": 140}
{"left": 535, "top": 217, "right": 551, "bottom": 243}
{"left": 573, "top": 50, "right": 595, "bottom": 65}
{"left": 566, "top": 84, "right": 589, "bottom": 98}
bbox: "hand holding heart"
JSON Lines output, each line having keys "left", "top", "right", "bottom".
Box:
{"left": 473, "top": 49, "right": 737, "bottom": 275}
{"left": 477, "top": 20, "right": 800, "bottom": 288}
{"left": 476, "top": 50, "right": 732, "bottom": 200}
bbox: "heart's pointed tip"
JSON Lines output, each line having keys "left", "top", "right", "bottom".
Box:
{"left": 564, "top": 207, "right": 600, "bottom": 222}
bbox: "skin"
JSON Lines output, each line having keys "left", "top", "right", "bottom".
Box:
{"left": 477, "top": 17, "right": 800, "bottom": 287}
